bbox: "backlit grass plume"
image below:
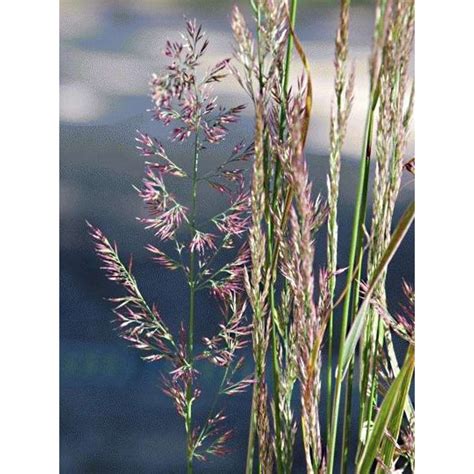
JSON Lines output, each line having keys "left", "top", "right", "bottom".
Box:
{"left": 89, "top": 20, "right": 253, "bottom": 473}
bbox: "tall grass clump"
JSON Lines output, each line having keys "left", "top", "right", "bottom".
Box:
{"left": 90, "top": 1, "right": 415, "bottom": 472}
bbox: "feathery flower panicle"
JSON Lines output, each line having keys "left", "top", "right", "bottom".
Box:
{"left": 362, "top": 0, "right": 415, "bottom": 428}
{"left": 370, "top": 0, "right": 414, "bottom": 273}
{"left": 243, "top": 99, "right": 276, "bottom": 473}
{"left": 149, "top": 19, "right": 245, "bottom": 146}
{"left": 323, "top": 4, "right": 356, "bottom": 462}
{"left": 230, "top": 6, "right": 256, "bottom": 99}
{"left": 231, "top": 1, "right": 290, "bottom": 102}
{"left": 278, "top": 89, "right": 330, "bottom": 474}
{"left": 89, "top": 20, "right": 252, "bottom": 471}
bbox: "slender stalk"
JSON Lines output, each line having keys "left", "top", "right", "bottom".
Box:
{"left": 185, "top": 131, "right": 200, "bottom": 474}
{"left": 192, "top": 365, "right": 231, "bottom": 455}
{"left": 340, "top": 104, "right": 374, "bottom": 472}
{"left": 327, "top": 92, "right": 377, "bottom": 474}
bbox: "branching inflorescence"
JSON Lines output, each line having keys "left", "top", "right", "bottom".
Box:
{"left": 90, "top": 19, "right": 254, "bottom": 472}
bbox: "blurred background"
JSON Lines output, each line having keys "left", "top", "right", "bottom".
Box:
{"left": 60, "top": 0, "right": 414, "bottom": 472}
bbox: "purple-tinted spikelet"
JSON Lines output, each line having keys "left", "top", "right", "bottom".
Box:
{"left": 137, "top": 166, "right": 189, "bottom": 241}
{"left": 212, "top": 192, "right": 251, "bottom": 237}
{"left": 145, "top": 244, "right": 182, "bottom": 271}
{"left": 203, "top": 298, "right": 252, "bottom": 368}
{"left": 189, "top": 231, "right": 217, "bottom": 256}
{"left": 208, "top": 243, "right": 250, "bottom": 305}
{"left": 191, "top": 415, "right": 233, "bottom": 461}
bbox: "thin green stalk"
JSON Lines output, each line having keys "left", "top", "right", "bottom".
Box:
{"left": 327, "top": 93, "right": 377, "bottom": 474}
{"left": 340, "top": 115, "right": 373, "bottom": 473}
{"left": 185, "top": 131, "right": 200, "bottom": 474}
{"left": 327, "top": 304, "right": 334, "bottom": 439}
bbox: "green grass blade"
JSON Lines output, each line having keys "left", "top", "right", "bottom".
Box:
{"left": 357, "top": 344, "right": 415, "bottom": 473}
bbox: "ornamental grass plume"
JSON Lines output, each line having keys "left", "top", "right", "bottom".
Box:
{"left": 279, "top": 93, "right": 330, "bottom": 473}
{"left": 231, "top": 3, "right": 299, "bottom": 472}
{"left": 231, "top": 0, "right": 415, "bottom": 473}
{"left": 90, "top": 1, "right": 416, "bottom": 472}
{"left": 245, "top": 100, "right": 273, "bottom": 473}
{"left": 89, "top": 20, "right": 254, "bottom": 472}
{"left": 356, "top": 0, "right": 415, "bottom": 467}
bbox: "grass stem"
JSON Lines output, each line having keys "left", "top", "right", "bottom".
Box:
{"left": 185, "top": 131, "right": 200, "bottom": 474}
{"left": 327, "top": 91, "right": 377, "bottom": 474}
